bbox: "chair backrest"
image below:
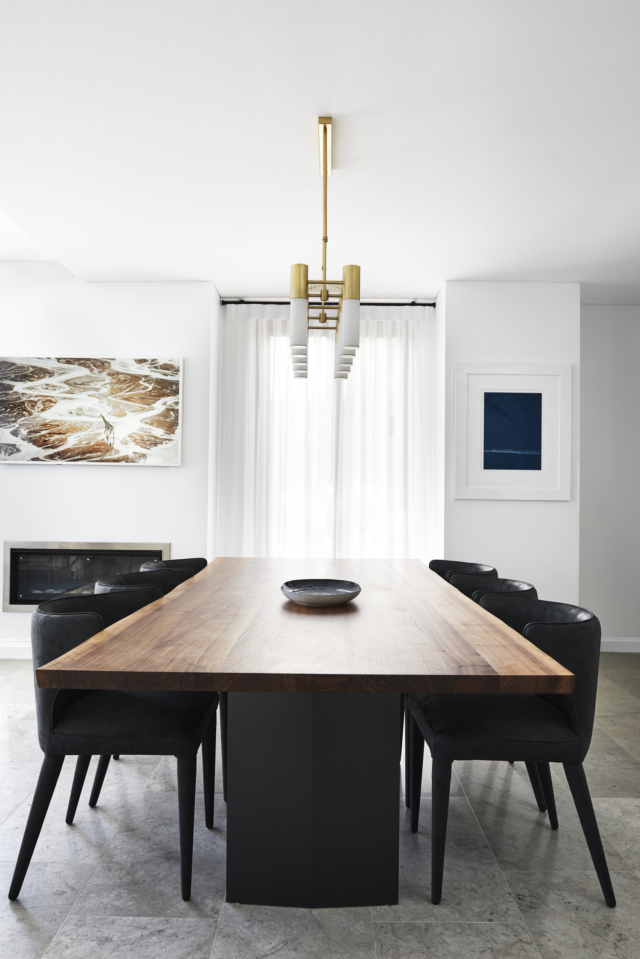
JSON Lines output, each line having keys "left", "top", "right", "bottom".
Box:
{"left": 139, "top": 560, "right": 195, "bottom": 585}
{"left": 31, "top": 591, "right": 150, "bottom": 751}
{"left": 447, "top": 574, "right": 537, "bottom": 602}
{"left": 428, "top": 559, "right": 498, "bottom": 580}
{"left": 95, "top": 569, "right": 177, "bottom": 596}
{"left": 478, "top": 595, "right": 601, "bottom": 758}
{"left": 141, "top": 557, "right": 207, "bottom": 576}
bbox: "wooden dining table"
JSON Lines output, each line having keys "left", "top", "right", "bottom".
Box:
{"left": 37, "top": 558, "right": 573, "bottom": 908}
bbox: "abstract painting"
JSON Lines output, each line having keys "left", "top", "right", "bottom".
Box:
{"left": 483, "top": 391, "right": 542, "bottom": 470}
{"left": 0, "top": 358, "right": 182, "bottom": 465}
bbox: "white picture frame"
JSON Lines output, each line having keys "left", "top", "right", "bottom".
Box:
{"left": 454, "top": 362, "right": 572, "bottom": 500}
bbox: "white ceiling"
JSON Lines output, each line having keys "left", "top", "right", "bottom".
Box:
{"left": 1, "top": 1, "right": 640, "bottom": 301}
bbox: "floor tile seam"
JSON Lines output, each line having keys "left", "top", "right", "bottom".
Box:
{"left": 369, "top": 906, "right": 379, "bottom": 959}
{"left": 21, "top": 832, "right": 120, "bottom": 956}
{"left": 90, "top": 754, "right": 167, "bottom": 811}
{"left": 0, "top": 795, "right": 33, "bottom": 826}
{"left": 548, "top": 764, "right": 571, "bottom": 797}
{"left": 455, "top": 772, "right": 529, "bottom": 928}
{"left": 498, "top": 863, "right": 636, "bottom": 882}
{"left": 595, "top": 705, "right": 640, "bottom": 723}
{"left": 370, "top": 919, "right": 539, "bottom": 924}
{"left": 366, "top": 905, "right": 377, "bottom": 959}
{"left": 208, "top": 896, "right": 227, "bottom": 959}
{"left": 602, "top": 732, "right": 640, "bottom": 762}
{"left": 78, "top": 772, "right": 161, "bottom": 914}
{"left": 369, "top": 919, "right": 544, "bottom": 956}
{"left": 371, "top": 910, "right": 380, "bottom": 958}
{"left": 63, "top": 912, "right": 220, "bottom": 922}
{"left": 579, "top": 826, "right": 638, "bottom": 875}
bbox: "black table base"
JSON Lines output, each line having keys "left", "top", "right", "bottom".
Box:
{"left": 226, "top": 691, "right": 402, "bottom": 908}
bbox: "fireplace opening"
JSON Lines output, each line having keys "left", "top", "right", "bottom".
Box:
{"left": 3, "top": 542, "right": 170, "bottom": 611}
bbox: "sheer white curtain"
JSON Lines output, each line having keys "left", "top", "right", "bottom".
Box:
{"left": 216, "top": 303, "right": 436, "bottom": 559}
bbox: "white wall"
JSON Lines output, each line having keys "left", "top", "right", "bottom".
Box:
{"left": 441, "top": 281, "right": 581, "bottom": 603}
{"left": 580, "top": 305, "right": 640, "bottom": 644}
{"left": 0, "top": 262, "right": 217, "bottom": 654}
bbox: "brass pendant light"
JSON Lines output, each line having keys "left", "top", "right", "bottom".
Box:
{"left": 290, "top": 117, "right": 361, "bottom": 379}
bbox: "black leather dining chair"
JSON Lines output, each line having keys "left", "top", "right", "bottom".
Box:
{"left": 404, "top": 559, "right": 499, "bottom": 802}
{"left": 85, "top": 570, "right": 178, "bottom": 787}
{"left": 141, "top": 557, "right": 208, "bottom": 578}
{"left": 138, "top": 559, "right": 229, "bottom": 800}
{"left": 407, "top": 598, "right": 615, "bottom": 907}
{"left": 422, "top": 573, "right": 543, "bottom": 806}
{"left": 97, "top": 564, "right": 229, "bottom": 802}
{"left": 9, "top": 591, "right": 218, "bottom": 903}
{"left": 447, "top": 574, "right": 537, "bottom": 603}
{"left": 428, "top": 559, "right": 498, "bottom": 580}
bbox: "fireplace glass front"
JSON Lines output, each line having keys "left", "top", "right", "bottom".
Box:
{"left": 4, "top": 543, "right": 169, "bottom": 610}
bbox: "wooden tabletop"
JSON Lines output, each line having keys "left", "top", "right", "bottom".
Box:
{"left": 36, "top": 558, "right": 574, "bottom": 695}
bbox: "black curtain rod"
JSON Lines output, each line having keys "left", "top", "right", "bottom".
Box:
{"left": 221, "top": 299, "right": 437, "bottom": 308}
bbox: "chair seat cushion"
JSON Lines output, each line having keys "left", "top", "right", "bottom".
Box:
{"left": 410, "top": 693, "right": 580, "bottom": 763}
{"left": 48, "top": 690, "right": 218, "bottom": 757}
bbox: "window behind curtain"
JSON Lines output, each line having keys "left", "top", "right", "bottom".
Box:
{"left": 217, "top": 303, "right": 436, "bottom": 559}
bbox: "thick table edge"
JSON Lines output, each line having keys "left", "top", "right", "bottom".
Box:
{"left": 36, "top": 667, "right": 575, "bottom": 695}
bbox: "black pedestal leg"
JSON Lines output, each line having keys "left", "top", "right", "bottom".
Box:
{"left": 177, "top": 754, "right": 197, "bottom": 901}
{"left": 226, "top": 692, "right": 399, "bottom": 907}
{"left": 220, "top": 691, "right": 228, "bottom": 803}
{"left": 409, "top": 714, "right": 424, "bottom": 833}
{"left": 525, "top": 761, "right": 547, "bottom": 812}
{"left": 66, "top": 755, "right": 91, "bottom": 824}
{"left": 89, "top": 755, "right": 111, "bottom": 807}
{"left": 9, "top": 754, "right": 64, "bottom": 900}
{"left": 404, "top": 696, "right": 411, "bottom": 808}
{"left": 537, "top": 762, "right": 558, "bottom": 829}
{"left": 202, "top": 713, "right": 217, "bottom": 829}
{"left": 431, "top": 759, "right": 452, "bottom": 905}
{"left": 563, "top": 762, "right": 615, "bottom": 907}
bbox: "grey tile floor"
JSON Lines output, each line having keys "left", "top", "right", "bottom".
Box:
{"left": 1, "top": 655, "right": 640, "bottom": 958}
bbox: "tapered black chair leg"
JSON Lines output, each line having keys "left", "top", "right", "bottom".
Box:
{"left": 177, "top": 754, "right": 197, "bottom": 901}
{"left": 525, "top": 761, "right": 547, "bottom": 812}
{"left": 66, "top": 755, "right": 91, "bottom": 824}
{"left": 537, "top": 762, "right": 558, "bottom": 829}
{"left": 220, "top": 691, "right": 228, "bottom": 803}
{"left": 9, "top": 754, "right": 64, "bottom": 900}
{"left": 202, "top": 714, "right": 216, "bottom": 829}
{"left": 404, "top": 697, "right": 411, "bottom": 808}
{"left": 409, "top": 714, "right": 424, "bottom": 833}
{"left": 431, "top": 759, "right": 452, "bottom": 905}
{"left": 89, "top": 754, "right": 111, "bottom": 808}
{"left": 563, "top": 762, "right": 616, "bottom": 907}
{"left": 113, "top": 755, "right": 120, "bottom": 760}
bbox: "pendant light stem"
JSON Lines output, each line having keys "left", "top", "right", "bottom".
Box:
{"left": 322, "top": 121, "right": 328, "bottom": 294}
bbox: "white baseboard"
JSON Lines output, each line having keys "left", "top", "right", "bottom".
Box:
{"left": 0, "top": 640, "right": 32, "bottom": 659}
{"left": 601, "top": 637, "right": 640, "bottom": 653}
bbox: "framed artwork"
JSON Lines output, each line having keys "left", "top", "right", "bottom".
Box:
{"left": 455, "top": 362, "right": 571, "bottom": 500}
{"left": 0, "top": 358, "right": 183, "bottom": 465}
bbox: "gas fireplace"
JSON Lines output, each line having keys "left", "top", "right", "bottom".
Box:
{"left": 3, "top": 541, "right": 170, "bottom": 612}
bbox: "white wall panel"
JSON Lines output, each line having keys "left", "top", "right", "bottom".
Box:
{"left": 0, "top": 262, "right": 215, "bottom": 652}
{"left": 442, "top": 281, "right": 580, "bottom": 603}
